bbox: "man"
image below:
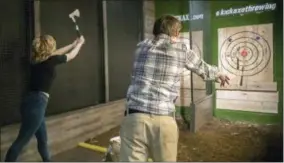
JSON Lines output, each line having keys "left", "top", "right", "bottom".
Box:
{"left": 119, "top": 15, "right": 230, "bottom": 162}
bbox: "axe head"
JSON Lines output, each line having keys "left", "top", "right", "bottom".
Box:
{"left": 69, "top": 9, "right": 80, "bottom": 19}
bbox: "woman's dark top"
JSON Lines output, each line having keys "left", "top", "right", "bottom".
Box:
{"left": 29, "top": 55, "right": 67, "bottom": 93}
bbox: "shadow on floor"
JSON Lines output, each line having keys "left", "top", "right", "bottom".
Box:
{"left": 259, "top": 131, "right": 283, "bottom": 162}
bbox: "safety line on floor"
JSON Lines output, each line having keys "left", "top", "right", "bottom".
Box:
{"left": 78, "top": 142, "right": 153, "bottom": 162}
{"left": 78, "top": 142, "right": 107, "bottom": 153}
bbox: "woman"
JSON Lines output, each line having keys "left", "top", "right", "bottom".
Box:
{"left": 5, "top": 34, "right": 85, "bottom": 162}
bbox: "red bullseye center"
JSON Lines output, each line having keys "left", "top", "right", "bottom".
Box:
{"left": 240, "top": 49, "right": 248, "bottom": 57}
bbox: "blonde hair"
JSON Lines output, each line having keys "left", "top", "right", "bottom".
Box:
{"left": 32, "top": 35, "right": 56, "bottom": 63}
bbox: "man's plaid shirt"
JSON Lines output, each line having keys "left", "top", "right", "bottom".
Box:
{"left": 126, "top": 34, "right": 220, "bottom": 115}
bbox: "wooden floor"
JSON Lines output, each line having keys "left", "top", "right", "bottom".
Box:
{"left": 52, "top": 147, "right": 104, "bottom": 162}
{"left": 1, "top": 100, "right": 125, "bottom": 162}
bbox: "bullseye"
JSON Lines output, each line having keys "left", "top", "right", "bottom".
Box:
{"left": 240, "top": 49, "right": 248, "bottom": 57}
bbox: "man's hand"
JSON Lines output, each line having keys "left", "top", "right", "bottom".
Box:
{"left": 216, "top": 73, "right": 230, "bottom": 87}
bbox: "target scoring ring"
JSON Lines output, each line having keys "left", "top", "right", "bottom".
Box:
{"left": 220, "top": 31, "right": 271, "bottom": 76}
{"left": 179, "top": 37, "right": 202, "bottom": 58}
{"left": 228, "top": 41, "right": 261, "bottom": 69}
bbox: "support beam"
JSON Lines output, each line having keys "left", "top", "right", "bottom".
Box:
{"left": 34, "top": 0, "right": 40, "bottom": 37}
{"left": 102, "top": 1, "right": 110, "bottom": 102}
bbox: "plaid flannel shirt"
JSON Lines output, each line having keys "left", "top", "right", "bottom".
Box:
{"left": 126, "top": 34, "right": 220, "bottom": 115}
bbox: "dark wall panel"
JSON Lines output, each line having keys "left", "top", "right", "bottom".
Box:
{"left": 107, "top": 1, "right": 143, "bottom": 101}
{"left": 0, "top": 0, "right": 32, "bottom": 126}
{"left": 40, "top": 0, "right": 104, "bottom": 115}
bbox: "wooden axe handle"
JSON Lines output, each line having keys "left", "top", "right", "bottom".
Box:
{"left": 72, "top": 21, "right": 81, "bottom": 37}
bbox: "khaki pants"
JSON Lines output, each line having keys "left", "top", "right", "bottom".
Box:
{"left": 119, "top": 113, "right": 179, "bottom": 162}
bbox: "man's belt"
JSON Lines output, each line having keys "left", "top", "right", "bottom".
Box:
{"left": 124, "top": 108, "right": 175, "bottom": 117}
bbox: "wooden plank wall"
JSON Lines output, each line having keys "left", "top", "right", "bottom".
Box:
{"left": 1, "top": 100, "right": 126, "bottom": 161}
{"left": 216, "top": 90, "right": 278, "bottom": 113}
{"left": 191, "top": 95, "right": 214, "bottom": 132}
{"left": 143, "top": 0, "right": 155, "bottom": 39}
{"left": 175, "top": 89, "right": 207, "bottom": 107}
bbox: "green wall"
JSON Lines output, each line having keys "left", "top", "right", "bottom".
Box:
{"left": 155, "top": 0, "right": 283, "bottom": 124}
{"left": 155, "top": 0, "right": 189, "bottom": 32}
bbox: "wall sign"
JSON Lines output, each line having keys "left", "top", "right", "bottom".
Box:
{"left": 215, "top": 3, "right": 276, "bottom": 17}
{"left": 174, "top": 14, "right": 204, "bottom": 22}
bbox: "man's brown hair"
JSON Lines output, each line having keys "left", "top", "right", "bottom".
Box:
{"left": 152, "top": 15, "right": 182, "bottom": 37}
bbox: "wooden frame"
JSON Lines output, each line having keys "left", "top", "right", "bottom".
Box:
{"left": 34, "top": 0, "right": 40, "bottom": 37}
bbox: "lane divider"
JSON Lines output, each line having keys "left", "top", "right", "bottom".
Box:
{"left": 78, "top": 142, "right": 107, "bottom": 153}
{"left": 78, "top": 142, "right": 153, "bottom": 162}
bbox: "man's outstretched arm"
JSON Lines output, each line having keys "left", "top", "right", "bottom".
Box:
{"left": 184, "top": 49, "right": 230, "bottom": 86}
{"left": 184, "top": 49, "right": 220, "bottom": 81}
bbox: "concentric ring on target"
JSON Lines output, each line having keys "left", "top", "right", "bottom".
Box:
{"left": 228, "top": 41, "right": 260, "bottom": 69}
{"left": 219, "top": 31, "right": 271, "bottom": 76}
{"left": 178, "top": 37, "right": 202, "bottom": 58}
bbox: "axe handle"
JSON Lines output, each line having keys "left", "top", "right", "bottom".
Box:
{"left": 76, "top": 30, "right": 81, "bottom": 38}
{"left": 72, "top": 21, "right": 81, "bottom": 37}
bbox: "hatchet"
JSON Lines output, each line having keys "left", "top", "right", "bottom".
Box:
{"left": 69, "top": 9, "right": 81, "bottom": 37}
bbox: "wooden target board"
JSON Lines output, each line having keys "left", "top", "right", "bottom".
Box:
{"left": 216, "top": 23, "right": 278, "bottom": 114}
{"left": 216, "top": 23, "right": 276, "bottom": 91}
{"left": 176, "top": 31, "right": 207, "bottom": 107}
